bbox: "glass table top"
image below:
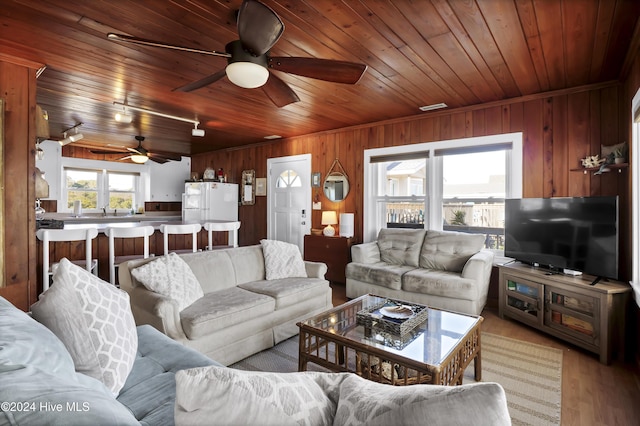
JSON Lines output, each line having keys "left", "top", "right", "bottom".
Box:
{"left": 299, "top": 294, "right": 482, "bottom": 366}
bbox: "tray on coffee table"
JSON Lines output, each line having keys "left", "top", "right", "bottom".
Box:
{"left": 356, "top": 298, "right": 428, "bottom": 336}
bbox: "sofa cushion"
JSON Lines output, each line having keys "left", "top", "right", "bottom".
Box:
{"left": 402, "top": 268, "right": 479, "bottom": 301}
{"left": 419, "top": 230, "right": 485, "bottom": 272}
{"left": 132, "top": 252, "right": 204, "bottom": 311}
{"left": 261, "top": 239, "right": 307, "bottom": 280}
{"left": 174, "top": 366, "right": 337, "bottom": 426}
{"left": 377, "top": 228, "right": 426, "bottom": 267}
{"left": 0, "top": 365, "right": 139, "bottom": 426}
{"left": 0, "top": 296, "right": 76, "bottom": 378}
{"left": 239, "top": 277, "right": 329, "bottom": 309}
{"left": 180, "top": 250, "right": 238, "bottom": 293}
{"left": 117, "top": 325, "right": 220, "bottom": 426}
{"left": 333, "top": 374, "right": 510, "bottom": 426}
{"left": 180, "top": 287, "right": 276, "bottom": 339}
{"left": 31, "top": 258, "right": 138, "bottom": 396}
{"left": 346, "top": 262, "right": 416, "bottom": 291}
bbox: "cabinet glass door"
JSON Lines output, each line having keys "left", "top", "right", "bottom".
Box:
{"left": 546, "top": 289, "right": 598, "bottom": 345}
{"left": 504, "top": 279, "right": 543, "bottom": 325}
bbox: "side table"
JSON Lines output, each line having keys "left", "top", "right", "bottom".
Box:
{"left": 304, "top": 234, "right": 353, "bottom": 284}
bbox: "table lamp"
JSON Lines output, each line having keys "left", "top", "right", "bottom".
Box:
{"left": 321, "top": 211, "right": 338, "bottom": 236}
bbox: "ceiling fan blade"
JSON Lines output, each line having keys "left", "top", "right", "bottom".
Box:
{"left": 150, "top": 152, "right": 183, "bottom": 162}
{"left": 269, "top": 57, "right": 367, "bottom": 84}
{"left": 174, "top": 69, "right": 227, "bottom": 92}
{"left": 148, "top": 156, "right": 169, "bottom": 164}
{"left": 107, "top": 33, "right": 230, "bottom": 58}
{"left": 126, "top": 147, "right": 146, "bottom": 155}
{"left": 90, "top": 149, "right": 129, "bottom": 155}
{"left": 261, "top": 73, "right": 300, "bottom": 107}
{"left": 237, "top": 0, "right": 284, "bottom": 55}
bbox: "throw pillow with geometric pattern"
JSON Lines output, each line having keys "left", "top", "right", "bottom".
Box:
{"left": 260, "top": 239, "right": 307, "bottom": 280}
{"left": 31, "top": 258, "right": 137, "bottom": 396}
{"left": 131, "top": 252, "right": 204, "bottom": 311}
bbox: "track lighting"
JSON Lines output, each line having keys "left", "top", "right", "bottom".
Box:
{"left": 114, "top": 106, "right": 133, "bottom": 123}
{"left": 59, "top": 123, "right": 84, "bottom": 146}
{"left": 192, "top": 123, "right": 205, "bottom": 137}
{"left": 113, "top": 102, "right": 201, "bottom": 135}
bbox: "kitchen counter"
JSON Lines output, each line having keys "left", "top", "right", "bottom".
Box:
{"left": 41, "top": 212, "right": 183, "bottom": 225}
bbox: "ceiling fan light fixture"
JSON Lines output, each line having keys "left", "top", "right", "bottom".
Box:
{"left": 130, "top": 154, "right": 149, "bottom": 164}
{"left": 226, "top": 62, "right": 269, "bottom": 88}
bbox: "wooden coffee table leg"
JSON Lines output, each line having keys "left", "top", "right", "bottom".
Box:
{"left": 474, "top": 350, "right": 482, "bottom": 381}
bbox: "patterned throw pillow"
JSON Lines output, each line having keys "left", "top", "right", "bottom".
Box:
{"left": 175, "top": 366, "right": 339, "bottom": 426}
{"left": 31, "top": 258, "right": 138, "bottom": 396}
{"left": 131, "top": 252, "right": 204, "bottom": 311}
{"left": 260, "top": 239, "right": 307, "bottom": 280}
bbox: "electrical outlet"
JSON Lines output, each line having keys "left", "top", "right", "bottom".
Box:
{"left": 313, "top": 202, "right": 322, "bottom": 210}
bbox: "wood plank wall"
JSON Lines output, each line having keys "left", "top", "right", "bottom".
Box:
{"left": 0, "top": 57, "right": 39, "bottom": 310}
{"left": 192, "top": 82, "right": 632, "bottom": 281}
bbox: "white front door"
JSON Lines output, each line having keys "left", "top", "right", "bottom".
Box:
{"left": 267, "top": 154, "right": 311, "bottom": 254}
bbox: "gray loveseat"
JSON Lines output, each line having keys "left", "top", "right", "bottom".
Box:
{"left": 346, "top": 228, "right": 494, "bottom": 315}
{"left": 0, "top": 296, "right": 219, "bottom": 425}
{"left": 119, "top": 244, "right": 333, "bottom": 365}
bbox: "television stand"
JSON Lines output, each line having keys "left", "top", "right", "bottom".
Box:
{"left": 498, "top": 262, "right": 631, "bottom": 364}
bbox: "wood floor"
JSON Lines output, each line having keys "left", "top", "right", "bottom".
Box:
{"left": 330, "top": 284, "right": 640, "bottom": 426}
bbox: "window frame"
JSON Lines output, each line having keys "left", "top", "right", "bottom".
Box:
{"left": 59, "top": 157, "right": 149, "bottom": 213}
{"left": 363, "top": 133, "right": 523, "bottom": 252}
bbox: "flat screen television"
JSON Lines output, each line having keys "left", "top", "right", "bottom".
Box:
{"left": 504, "top": 196, "right": 619, "bottom": 280}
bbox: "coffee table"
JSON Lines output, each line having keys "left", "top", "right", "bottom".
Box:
{"left": 297, "top": 294, "right": 483, "bottom": 386}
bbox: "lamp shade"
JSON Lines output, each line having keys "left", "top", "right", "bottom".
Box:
{"left": 321, "top": 211, "right": 338, "bottom": 225}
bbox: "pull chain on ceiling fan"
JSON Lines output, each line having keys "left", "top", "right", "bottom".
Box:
{"left": 107, "top": 0, "right": 367, "bottom": 107}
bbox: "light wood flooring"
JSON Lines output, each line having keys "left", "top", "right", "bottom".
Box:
{"left": 330, "top": 284, "right": 640, "bottom": 426}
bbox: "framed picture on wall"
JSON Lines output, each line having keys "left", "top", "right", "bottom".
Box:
{"left": 255, "top": 178, "right": 266, "bottom": 196}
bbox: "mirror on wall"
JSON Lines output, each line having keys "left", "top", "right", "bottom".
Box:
{"left": 323, "top": 159, "right": 349, "bottom": 202}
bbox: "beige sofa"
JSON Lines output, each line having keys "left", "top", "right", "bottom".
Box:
{"left": 346, "top": 228, "right": 494, "bottom": 315}
{"left": 119, "top": 244, "right": 332, "bottom": 365}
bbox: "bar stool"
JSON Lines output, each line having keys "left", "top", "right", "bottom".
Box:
{"left": 104, "top": 225, "right": 155, "bottom": 286}
{"left": 159, "top": 223, "right": 202, "bottom": 255}
{"left": 36, "top": 228, "right": 99, "bottom": 293}
{"left": 204, "top": 221, "right": 241, "bottom": 249}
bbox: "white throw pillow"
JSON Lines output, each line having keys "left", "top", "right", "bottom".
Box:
{"left": 31, "top": 258, "right": 138, "bottom": 396}
{"left": 131, "top": 252, "right": 204, "bottom": 311}
{"left": 175, "top": 366, "right": 338, "bottom": 426}
{"left": 260, "top": 239, "right": 307, "bottom": 280}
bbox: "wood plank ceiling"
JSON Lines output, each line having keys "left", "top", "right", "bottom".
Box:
{"left": 1, "top": 0, "right": 638, "bottom": 157}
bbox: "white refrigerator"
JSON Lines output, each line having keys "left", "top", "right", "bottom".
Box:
{"left": 182, "top": 182, "right": 238, "bottom": 222}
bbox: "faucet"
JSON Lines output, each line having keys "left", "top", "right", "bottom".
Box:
{"left": 102, "top": 206, "right": 107, "bottom": 217}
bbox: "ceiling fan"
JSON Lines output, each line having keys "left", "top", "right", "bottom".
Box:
{"left": 90, "top": 136, "right": 182, "bottom": 164}
{"left": 107, "top": 0, "right": 367, "bottom": 107}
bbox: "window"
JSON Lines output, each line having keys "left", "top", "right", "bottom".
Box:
{"left": 364, "top": 133, "right": 523, "bottom": 254}
{"left": 276, "top": 170, "right": 302, "bottom": 187}
{"left": 63, "top": 167, "right": 142, "bottom": 213}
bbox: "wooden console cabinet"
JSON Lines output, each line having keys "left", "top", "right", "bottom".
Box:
{"left": 498, "top": 263, "right": 631, "bottom": 364}
{"left": 304, "top": 235, "right": 353, "bottom": 284}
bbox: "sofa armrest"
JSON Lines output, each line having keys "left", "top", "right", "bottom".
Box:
{"left": 305, "top": 261, "right": 328, "bottom": 279}
{"left": 462, "top": 250, "right": 495, "bottom": 285}
{"left": 351, "top": 242, "right": 381, "bottom": 264}
{"left": 125, "top": 285, "right": 188, "bottom": 342}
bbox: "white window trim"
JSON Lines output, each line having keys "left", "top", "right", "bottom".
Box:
{"left": 631, "top": 88, "right": 640, "bottom": 304}
{"left": 363, "top": 132, "right": 523, "bottom": 243}
{"left": 59, "top": 157, "right": 150, "bottom": 213}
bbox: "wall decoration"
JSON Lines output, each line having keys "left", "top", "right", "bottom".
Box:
{"left": 241, "top": 170, "right": 255, "bottom": 205}
{"left": 255, "top": 178, "right": 266, "bottom": 196}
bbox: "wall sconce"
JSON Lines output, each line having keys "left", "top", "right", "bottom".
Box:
{"left": 321, "top": 211, "right": 338, "bottom": 236}
{"left": 35, "top": 140, "right": 45, "bottom": 161}
{"left": 59, "top": 123, "right": 84, "bottom": 146}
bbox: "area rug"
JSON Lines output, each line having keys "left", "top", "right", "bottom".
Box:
{"left": 231, "top": 332, "right": 563, "bottom": 426}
